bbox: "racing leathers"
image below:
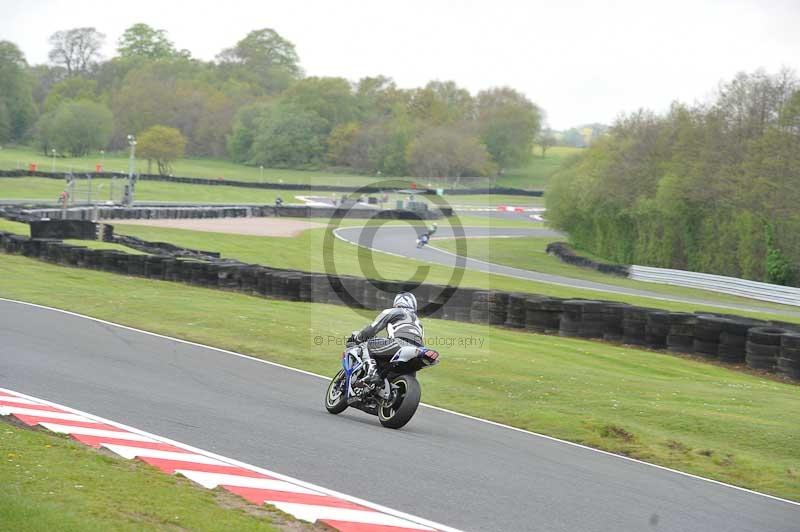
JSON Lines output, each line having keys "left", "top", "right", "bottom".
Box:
{"left": 352, "top": 306, "right": 424, "bottom": 384}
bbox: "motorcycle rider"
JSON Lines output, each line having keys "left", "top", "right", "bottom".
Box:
{"left": 349, "top": 292, "right": 424, "bottom": 386}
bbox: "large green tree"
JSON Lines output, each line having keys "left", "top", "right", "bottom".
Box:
{"left": 43, "top": 77, "right": 99, "bottom": 113}
{"left": 217, "top": 28, "right": 301, "bottom": 94}
{"left": 39, "top": 100, "right": 113, "bottom": 157}
{"left": 117, "top": 23, "right": 182, "bottom": 60}
{"left": 248, "top": 103, "right": 327, "bottom": 167}
{"left": 282, "top": 77, "right": 358, "bottom": 131}
{"left": 476, "top": 87, "right": 542, "bottom": 168}
{"left": 547, "top": 70, "right": 800, "bottom": 285}
{"left": 137, "top": 125, "right": 187, "bottom": 175}
{"left": 48, "top": 27, "right": 105, "bottom": 76}
{"left": 0, "top": 41, "right": 36, "bottom": 142}
{"left": 406, "top": 127, "right": 494, "bottom": 182}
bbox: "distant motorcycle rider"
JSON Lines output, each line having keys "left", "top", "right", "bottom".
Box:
{"left": 349, "top": 292, "right": 424, "bottom": 385}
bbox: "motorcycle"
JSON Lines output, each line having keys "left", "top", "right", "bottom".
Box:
{"left": 324, "top": 340, "right": 440, "bottom": 429}
{"left": 416, "top": 233, "right": 430, "bottom": 248}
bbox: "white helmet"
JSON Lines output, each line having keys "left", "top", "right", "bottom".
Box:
{"left": 393, "top": 292, "right": 417, "bottom": 311}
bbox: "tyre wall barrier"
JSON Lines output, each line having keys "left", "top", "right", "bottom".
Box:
{"left": 546, "top": 242, "right": 630, "bottom": 277}
{"left": 1, "top": 229, "right": 798, "bottom": 382}
{"left": 8, "top": 204, "right": 448, "bottom": 221}
{"left": 0, "top": 169, "right": 543, "bottom": 196}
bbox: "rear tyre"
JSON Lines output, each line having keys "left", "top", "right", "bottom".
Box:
{"left": 378, "top": 375, "right": 421, "bottom": 429}
{"left": 325, "top": 369, "right": 348, "bottom": 414}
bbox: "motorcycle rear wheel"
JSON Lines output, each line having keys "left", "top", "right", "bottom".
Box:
{"left": 378, "top": 375, "right": 421, "bottom": 429}
{"left": 324, "top": 369, "right": 348, "bottom": 414}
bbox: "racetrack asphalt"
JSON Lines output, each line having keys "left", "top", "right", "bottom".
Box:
{"left": 334, "top": 224, "right": 800, "bottom": 317}
{"left": 1, "top": 299, "right": 798, "bottom": 532}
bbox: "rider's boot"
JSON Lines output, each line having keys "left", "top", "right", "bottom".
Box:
{"left": 362, "top": 356, "right": 381, "bottom": 386}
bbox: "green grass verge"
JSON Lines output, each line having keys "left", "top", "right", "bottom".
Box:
{"left": 0, "top": 177, "right": 339, "bottom": 205}
{"left": 499, "top": 147, "right": 583, "bottom": 189}
{"left": 0, "top": 145, "right": 573, "bottom": 190}
{"left": 0, "top": 254, "right": 798, "bottom": 501}
{"left": 0, "top": 418, "right": 297, "bottom": 531}
{"left": 0, "top": 146, "right": 379, "bottom": 186}
{"left": 109, "top": 223, "right": 800, "bottom": 323}
{"left": 431, "top": 236, "right": 800, "bottom": 315}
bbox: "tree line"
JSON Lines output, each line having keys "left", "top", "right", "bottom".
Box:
{"left": 547, "top": 69, "right": 800, "bottom": 286}
{"left": 0, "top": 24, "right": 542, "bottom": 179}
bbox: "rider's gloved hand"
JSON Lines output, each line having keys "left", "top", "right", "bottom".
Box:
{"left": 348, "top": 331, "right": 361, "bottom": 344}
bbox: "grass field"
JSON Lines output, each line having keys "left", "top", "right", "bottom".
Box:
{"left": 0, "top": 253, "right": 798, "bottom": 502}
{"left": 0, "top": 145, "right": 572, "bottom": 190}
{"left": 0, "top": 177, "right": 334, "bottom": 205}
{"left": 499, "top": 146, "right": 583, "bottom": 189}
{"left": 0, "top": 146, "right": 380, "bottom": 186}
{"left": 431, "top": 236, "right": 800, "bottom": 314}
{"left": 0, "top": 418, "right": 292, "bottom": 531}
{"left": 0, "top": 177, "right": 544, "bottom": 210}
{"left": 107, "top": 223, "right": 800, "bottom": 322}
{"left": 1, "top": 214, "right": 796, "bottom": 320}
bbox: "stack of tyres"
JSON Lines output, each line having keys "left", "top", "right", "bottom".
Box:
{"left": 746, "top": 327, "right": 786, "bottom": 371}
{"left": 126, "top": 254, "right": 148, "bottom": 277}
{"left": 693, "top": 315, "right": 730, "bottom": 358}
{"left": 239, "top": 266, "right": 260, "bottom": 294}
{"left": 187, "top": 262, "right": 209, "bottom": 286}
{"left": 665, "top": 313, "right": 697, "bottom": 353}
{"left": 718, "top": 319, "right": 765, "bottom": 363}
{"left": 487, "top": 292, "right": 510, "bottom": 325}
{"left": 524, "top": 297, "right": 563, "bottom": 333}
{"left": 65, "top": 246, "right": 87, "bottom": 266}
{"left": 298, "top": 273, "right": 314, "bottom": 302}
{"left": 271, "top": 271, "right": 289, "bottom": 299}
{"left": 440, "top": 286, "right": 463, "bottom": 321}
{"left": 256, "top": 268, "right": 275, "bottom": 296}
{"left": 74, "top": 247, "right": 92, "bottom": 267}
{"left": 622, "top": 307, "right": 650, "bottom": 346}
{"left": 451, "top": 288, "right": 476, "bottom": 322}
{"left": 162, "top": 258, "right": 181, "bottom": 281}
{"left": 778, "top": 333, "right": 800, "bottom": 380}
{"left": 411, "top": 284, "right": 432, "bottom": 314}
{"left": 7, "top": 235, "right": 29, "bottom": 253}
{"left": 342, "top": 277, "right": 365, "bottom": 308}
{"left": 645, "top": 312, "right": 671, "bottom": 349}
{"left": 144, "top": 256, "right": 167, "bottom": 280}
{"left": 284, "top": 272, "right": 302, "bottom": 301}
{"left": 601, "top": 303, "right": 629, "bottom": 342}
{"left": 470, "top": 291, "right": 491, "bottom": 324}
{"left": 360, "top": 279, "right": 379, "bottom": 309}
{"left": 311, "top": 273, "right": 334, "bottom": 304}
{"left": 372, "top": 280, "right": 394, "bottom": 309}
{"left": 576, "top": 301, "right": 607, "bottom": 338}
{"left": 426, "top": 286, "right": 448, "bottom": 319}
{"left": 559, "top": 300, "right": 583, "bottom": 337}
{"left": 326, "top": 276, "right": 346, "bottom": 305}
{"left": 504, "top": 293, "right": 528, "bottom": 328}
{"left": 216, "top": 264, "right": 241, "bottom": 289}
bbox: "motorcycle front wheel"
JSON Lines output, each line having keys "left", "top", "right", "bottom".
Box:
{"left": 324, "top": 369, "right": 348, "bottom": 414}
{"left": 378, "top": 374, "right": 421, "bottom": 429}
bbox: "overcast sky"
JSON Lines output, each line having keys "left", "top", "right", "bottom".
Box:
{"left": 2, "top": 0, "right": 799, "bottom": 129}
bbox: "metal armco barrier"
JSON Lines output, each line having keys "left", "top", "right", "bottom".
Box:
{"left": 629, "top": 265, "right": 800, "bottom": 307}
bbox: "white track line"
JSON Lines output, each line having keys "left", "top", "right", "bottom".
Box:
{"left": 1, "top": 297, "right": 798, "bottom": 509}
